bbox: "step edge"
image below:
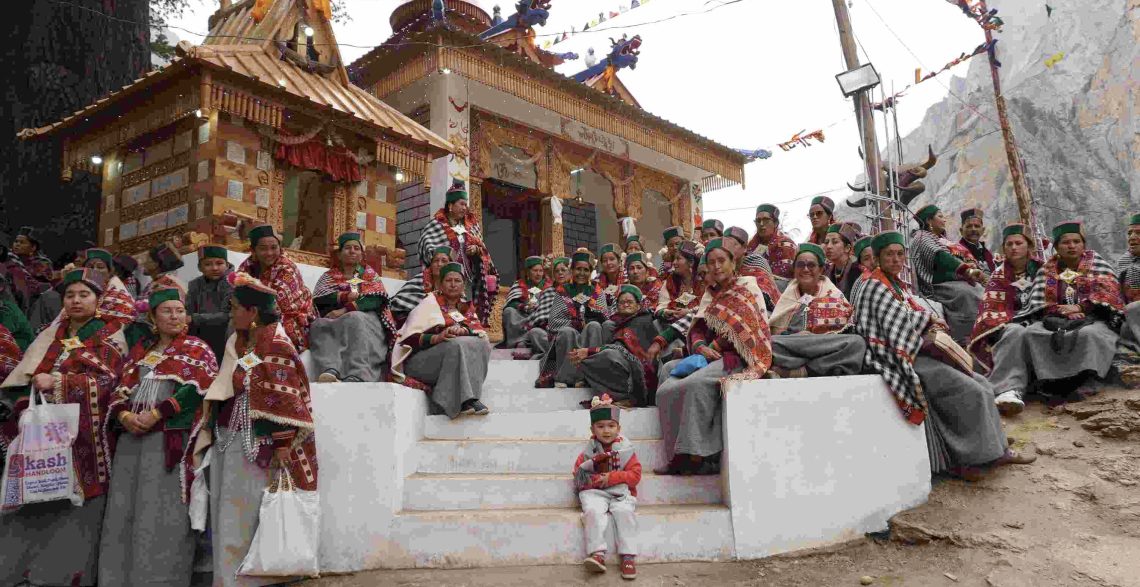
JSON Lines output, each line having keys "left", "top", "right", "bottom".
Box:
{"left": 396, "top": 503, "right": 731, "bottom": 517}
{"left": 404, "top": 472, "right": 719, "bottom": 481}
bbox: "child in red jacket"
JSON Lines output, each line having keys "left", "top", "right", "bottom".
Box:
{"left": 574, "top": 394, "right": 641, "bottom": 580}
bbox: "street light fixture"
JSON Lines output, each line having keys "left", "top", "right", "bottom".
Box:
{"left": 835, "top": 63, "right": 881, "bottom": 97}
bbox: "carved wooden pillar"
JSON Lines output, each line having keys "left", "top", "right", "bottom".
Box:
{"left": 542, "top": 197, "right": 565, "bottom": 257}
{"left": 270, "top": 169, "right": 285, "bottom": 231}
{"left": 469, "top": 178, "right": 483, "bottom": 225}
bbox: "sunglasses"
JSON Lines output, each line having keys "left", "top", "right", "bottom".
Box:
{"left": 794, "top": 261, "right": 820, "bottom": 270}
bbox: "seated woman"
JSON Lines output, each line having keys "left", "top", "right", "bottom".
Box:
{"left": 530, "top": 251, "right": 607, "bottom": 388}
{"left": 849, "top": 235, "right": 876, "bottom": 301}
{"left": 99, "top": 287, "right": 218, "bottom": 587}
{"left": 596, "top": 244, "right": 625, "bottom": 318}
{"left": 237, "top": 223, "right": 317, "bottom": 352}
{"left": 310, "top": 232, "right": 398, "bottom": 383}
{"left": 1117, "top": 214, "right": 1140, "bottom": 386}
{"left": 723, "top": 226, "right": 781, "bottom": 310}
{"left": 391, "top": 262, "right": 491, "bottom": 418}
{"left": 624, "top": 252, "right": 661, "bottom": 311}
{"left": 852, "top": 232, "right": 1032, "bottom": 480}
{"left": 822, "top": 223, "right": 863, "bottom": 300}
{"left": 501, "top": 256, "right": 551, "bottom": 348}
{"left": 1003, "top": 221, "right": 1123, "bottom": 402}
{"left": 569, "top": 285, "right": 659, "bottom": 408}
{"left": 768, "top": 243, "right": 865, "bottom": 378}
{"left": 968, "top": 224, "right": 1041, "bottom": 414}
{"left": 910, "top": 205, "right": 986, "bottom": 344}
{"left": 655, "top": 240, "right": 772, "bottom": 476}
{"left": 0, "top": 269, "right": 127, "bottom": 586}
{"left": 390, "top": 246, "right": 455, "bottom": 325}
{"left": 520, "top": 256, "right": 571, "bottom": 356}
{"left": 185, "top": 273, "right": 319, "bottom": 587}
{"left": 652, "top": 241, "right": 703, "bottom": 359}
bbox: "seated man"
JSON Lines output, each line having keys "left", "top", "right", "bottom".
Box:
{"left": 768, "top": 243, "right": 865, "bottom": 378}
{"left": 747, "top": 204, "right": 798, "bottom": 290}
{"left": 959, "top": 208, "right": 996, "bottom": 275}
{"left": 501, "top": 256, "right": 551, "bottom": 348}
{"left": 910, "top": 204, "right": 986, "bottom": 344}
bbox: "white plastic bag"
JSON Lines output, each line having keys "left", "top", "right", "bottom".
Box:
{"left": 188, "top": 449, "right": 211, "bottom": 532}
{"left": 238, "top": 467, "right": 320, "bottom": 577}
{"left": 0, "top": 392, "right": 82, "bottom": 511}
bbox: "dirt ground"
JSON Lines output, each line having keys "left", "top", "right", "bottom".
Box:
{"left": 307, "top": 387, "right": 1140, "bottom": 587}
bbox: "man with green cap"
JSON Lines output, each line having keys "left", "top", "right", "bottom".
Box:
{"left": 529, "top": 249, "right": 607, "bottom": 387}
{"left": 186, "top": 245, "right": 233, "bottom": 358}
{"left": 417, "top": 180, "right": 499, "bottom": 324}
{"left": 1116, "top": 213, "right": 1140, "bottom": 387}
{"left": 806, "top": 195, "right": 836, "bottom": 245}
{"left": 959, "top": 207, "right": 996, "bottom": 274}
{"left": 502, "top": 255, "right": 553, "bottom": 348}
{"left": 747, "top": 203, "right": 799, "bottom": 287}
{"left": 910, "top": 203, "right": 986, "bottom": 343}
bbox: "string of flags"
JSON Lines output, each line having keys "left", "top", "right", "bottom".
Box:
{"left": 778, "top": 130, "right": 826, "bottom": 152}
{"left": 943, "top": 0, "right": 1004, "bottom": 31}
{"left": 542, "top": 0, "right": 655, "bottom": 48}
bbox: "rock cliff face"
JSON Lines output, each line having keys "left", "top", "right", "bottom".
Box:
{"left": 841, "top": 0, "right": 1138, "bottom": 255}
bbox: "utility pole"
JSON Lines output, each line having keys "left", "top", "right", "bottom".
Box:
{"left": 831, "top": 0, "right": 889, "bottom": 231}
{"left": 977, "top": 1, "right": 1040, "bottom": 253}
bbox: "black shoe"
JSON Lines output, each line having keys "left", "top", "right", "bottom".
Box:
{"left": 468, "top": 399, "right": 490, "bottom": 415}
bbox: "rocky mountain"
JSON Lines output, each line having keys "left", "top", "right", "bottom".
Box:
{"left": 839, "top": 0, "right": 1138, "bottom": 256}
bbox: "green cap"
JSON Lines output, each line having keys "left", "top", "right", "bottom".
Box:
{"left": 960, "top": 207, "right": 984, "bottom": 223}
{"left": 755, "top": 204, "right": 780, "bottom": 220}
{"left": 432, "top": 246, "right": 455, "bottom": 261}
{"left": 618, "top": 284, "right": 643, "bottom": 303}
{"left": 598, "top": 244, "right": 618, "bottom": 258}
{"left": 724, "top": 226, "right": 749, "bottom": 246}
{"left": 1001, "top": 223, "right": 1032, "bottom": 244}
{"left": 872, "top": 231, "right": 906, "bottom": 255}
{"left": 662, "top": 226, "right": 683, "bottom": 242}
{"left": 827, "top": 222, "right": 862, "bottom": 245}
{"left": 704, "top": 237, "right": 733, "bottom": 259}
{"left": 811, "top": 196, "right": 835, "bottom": 214}
{"left": 571, "top": 251, "right": 593, "bottom": 266}
{"left": 1051, "top": 221, "right": 1083, "bottom": 243}
{"left": 439, "top": 262, "right": 464, "bottom": 280}
{"left": 1130, "top": 214, "right": 1140, "bottom": 227}
{"left": 625, "top": 234, "right": 641, "bottom": 245}
{"left": 915, "top": 204, "right": 940, "bottom": 224}
{"left": 524, "top": 255, "right": 544, "bottom": 269}
{"left": 59, "top": 268, "right": 107, "bottom": 295}
{"left": 625, "top": 252, "right": 646, "bottom": 269}
{"left": 84, "top": 248, "right": 113, "bottom": 268}
{"left": 199, "top": 245, "right": 228, "bottom": 261}
{"left": 796, "top": 243, "right": 825, "bottom": 266}
{"left": 148, "top": 287, "right": 184, "bottom": 310}
{"left": 247, "top": 223, "right": 280, "bottom": 248}
{"left": 446, "top": 181, "right": 468, "bottom": 204}
{"left": 853, "top": 235, "right": 874, "bottom": 261}
{"left": 701, "top": 219, "right": 724, "bottom": 234}
{"left": 233, "top": 275, "right": 277, "bottom": 311}
{"left": 552, "top": 256, "right": 570, "bottom": 268}
{"left": 589, "top": 395, "right": 621, "bottom": 423}
{"left": 337, "top": 231, "right": 362, "bottom": 250}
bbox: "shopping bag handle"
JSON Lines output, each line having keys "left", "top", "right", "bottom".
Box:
{"left": 269, "top": 465, "right": 296, "bottom": 493}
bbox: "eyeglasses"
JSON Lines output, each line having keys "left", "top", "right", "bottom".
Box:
{"left": 754, "top": 217, "right": 775, "bottom": 226}
{"left": 794, "top": 261, "right": 820, "bottom": 270}
{"left": 808, "top": 211, "right": 829, "bottom": 218}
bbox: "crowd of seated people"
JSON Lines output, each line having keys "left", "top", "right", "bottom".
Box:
{"left": 7, "top": 188, "right": 1140, "bottom": 583}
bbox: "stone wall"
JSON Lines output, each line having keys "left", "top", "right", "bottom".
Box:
{"left": 561, "top": 199, "right": 598, "bottom": 253}
{"left": 396, "top": 181, "right": 432, "bottom": 273}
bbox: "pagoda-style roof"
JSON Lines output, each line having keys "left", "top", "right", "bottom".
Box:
{"left": 21, "top": 0, "right": 451, "bottom": 174}
{"left": 350, "top": 24, "right": 746, "bottom": 190}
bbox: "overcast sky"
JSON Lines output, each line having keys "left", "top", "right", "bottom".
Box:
{"left": 172, "top": 0, "right": 982, "bottom": 237}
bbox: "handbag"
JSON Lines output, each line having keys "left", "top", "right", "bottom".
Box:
{"left": 238, "top": 466, "right": 321, "bottom": 577}
{"left": 1041, "top": 315, "right": 1096, "bottom": 354}
{"left": 0, "top": 391, "right": 82, "bottom": 511}
{"left": 670, "top": 354, "right": 708, "bottom": 378}
{"left": 924, "top": 330, "right": 974, "bottom": 375}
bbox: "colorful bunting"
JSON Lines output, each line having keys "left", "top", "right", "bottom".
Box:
{"left": 778, "top": 130, "right": 826, "bottom": 152}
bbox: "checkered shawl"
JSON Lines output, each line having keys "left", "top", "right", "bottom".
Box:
{"left": 313, "top": 264, "right": 398, "bottom": 342}
{"left": 911, "top": 229, "right": 957, "bottom": 296}
{"left": 390, "top": 273, "right": 427, "bottom": 318}
{"left": 419, "top": 210, "right": 498, "bottom": 323}
{"left": 852, "top": 269, "right": 933, "bottom": 426}
{"left": 739, "top": 257, "right": 781, "bottom": 309}
{"left": 697, "top": 279, "right": 773, "bottom": 379}
{"left": 505, "top": 278, "right": 552, "bottom": 310}
{"left": 1013, "top": 250, "right": 1123, "bottom": 325}
{"left": 528, "top": 284, "right": 605, "bottom": 334}
{"left": 237, "top": 256, "right": 317, "bottom": 352}
{"left": 748, "top": 231, "right": 798, "bottom": 279}
{"left": 968, "top": 260, "right": 1040, "bottom": 373}
{"left": 0, "top": 324, "right": 21, "bottom": 381}
{"left": 1116, "top": 252, "right": 1140, "bottom": 303}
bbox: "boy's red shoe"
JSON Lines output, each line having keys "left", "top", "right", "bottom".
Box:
{"left": 583, "top": 552, "right": 606, "bottom": 573}
{"left": 621, "top": 555, "right": 637, "bottom": 580}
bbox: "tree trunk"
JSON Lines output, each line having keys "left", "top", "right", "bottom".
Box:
{"left": 0, "top": 0, "right": 150, "bottom": 259}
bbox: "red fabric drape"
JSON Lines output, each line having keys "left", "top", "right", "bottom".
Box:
{"left": 275, "top": 140, "right": 363, "bottom": 183}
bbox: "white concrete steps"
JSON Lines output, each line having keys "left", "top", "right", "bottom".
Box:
{"left": 414, "top": 438, "right": 670, "bottom": 474}
{"left": 402, "top": 472, "right": 720, "bottom": 511}
{"left": 423, "top": 407, "right": 661, "bottom": 440}
{"left": 479, "top": 385, "right": 596, "bottom": 412}
{"left": 390, "top": 504, "right": 735, "bottom": 568}
{"left": 482, "top": 360, "right": 541, "bottom": 393}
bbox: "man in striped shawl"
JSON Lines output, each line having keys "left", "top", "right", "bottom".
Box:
{"left": 746, "top": 204, "right": 798, "bottom": 289}
{"left": 1116, "top": 213, "right": 1140, "bottom": 386}
{"left": 1006, "top": 221, "right": 1123, "bottom": 400}
{"left": 852, "top": 232, "right": 1030, "bottom": 480}
{"left": 390, "top": 246, "right": 455, "bottom": 325}
{"left": 501, "top": 256, "right": 552, "bottom": 348}
{"left": 909, "top": 204, "right": 986, "bottom": 344}
{"left": 417, "top": 181, "right": 498, "bottom": 324}
{"left": 531, "top": 251, "right": 607, "bottom": 388}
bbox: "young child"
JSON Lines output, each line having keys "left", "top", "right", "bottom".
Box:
{"left": 185, "top": 245, "right": 233, "bottom": 359}
{"left": 573, "top": 394, "right": 641, "bottom": 579}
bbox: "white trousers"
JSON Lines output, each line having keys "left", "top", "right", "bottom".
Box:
{"left": 579, "top": 488, "right": 638, "bottom": 556}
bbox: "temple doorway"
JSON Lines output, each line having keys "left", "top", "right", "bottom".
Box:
{"left": 482, "top": 179, "right": 543, "bottom": 284}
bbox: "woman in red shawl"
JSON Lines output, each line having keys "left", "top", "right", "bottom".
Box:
{"left": 185, "top": 272, "right": 318, "bottom": 587}
{"left": 0, "top": 268, "right": 127, "bottom": 586}
{"left": 99, "top": 287, "right": 218, "bottom": 586}
{"left": 83, "top": 248, "right": 138, "bottom": 328}
{"left": 237, "top": 223, "right": 317, "bottom": 352}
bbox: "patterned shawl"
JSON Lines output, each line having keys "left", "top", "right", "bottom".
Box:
{"left": 237, "top": 255, "right": 317, "bottom": 352}
{"left": 97, "top": 275, "right": 138, "bottom": 326}
{"left": 968, "top": 259, "right": 1040, "bottom": 372}
{"left": 747, "top": 231, "right": 798, "bottom": 279}
{"left": 109, "top": 334, "right": 218, "bottom": 418}
{"left": 419, "top": 209, "right": 498, "bottom": 323}
{"left": 389, "top": 291, "right": 487, "bottom": 383}
{"left": 852, "top": 269, "right": 933, "bottom": 425}
{"left": 0, "top": 324, "right": 22, "bottom": 381}
{"left": 598, "top": 270, "right": 626, "bottom": 318}
{"left": 528, "top": 283, "right": 605, "bottom": 334}
{"left": 694, "top": 278, "right": 773, "bottom": 380}
{"left": 505, "top": 277, "right": 552, "bottom": 312}
{"left": 910, "top": 229, "right": 977, "bottom": 296}
{"left": 739, "top": 259, "right": 782, "bottom": 309}
{"left": 629, "top": 278, "right": 662, "bottom": 312}
{"left": 660, "top": 272, "right": 705, "bottom": 313}
{"left": 390, "top": 273, "right": 427, "bottom": 319}
{"left": 768, "top": 276, "right": 852, "bottom": 335}
{"left": 313, "top": 263, "right": 397, "bottom": 341}
{"left": 1116, "top": 252, "right": 1140, "bottom": 303}
{"left": 1013, "top": 250, "right": 1123, "bottom": 325}
{"left": 574, "top": 435, "right": 636, "bottom": 492}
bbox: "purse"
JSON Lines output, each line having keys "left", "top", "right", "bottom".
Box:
{"left": 924, "top": 330, "right": 974, "bottom": 375}
{"left": 1041, "top": 315, "right": 1096, "bottom": 354}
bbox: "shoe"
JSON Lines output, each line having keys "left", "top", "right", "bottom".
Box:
{"left": 583, "top": 552, "right": 606, "bottom": 573}
{"left": 554, "top": 382, "right": 569, "bottom": 388}
{"left": 620, "top": 555, "right": 637, "bottom": 580}
{"left": 460, "top": 400, "right": 477, "bottom": 416}
{"left": 535, "top": 375, "right": 555, "bottom": 388}
{"left": 573, "top": 381, "right": 589, "bottom": 388}
{"left": 467, "top": 399, "right": 490, "bottom": 415}
{"left": 994, "top": 390, "right": 1024, "bottom": 416}
{"left": 317, "top": 370, "right": 340, "bottom": 383}
{"left": 995, "top": 448, "right": 1036, "bottom": 466}
{"left": 343, "top": 375, "right": 363, "bottom": 383}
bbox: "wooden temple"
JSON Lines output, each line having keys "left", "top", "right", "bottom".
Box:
{"left": 19, "top": 0, "right": 452, "bottom": 275}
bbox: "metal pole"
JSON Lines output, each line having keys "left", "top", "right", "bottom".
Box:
{"left": 831, "top": 0, "right": 889, "bottom": 231}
